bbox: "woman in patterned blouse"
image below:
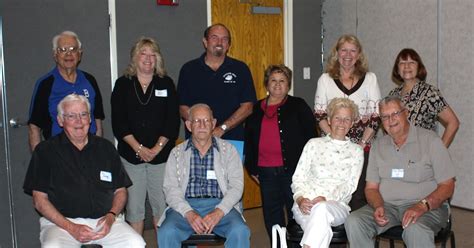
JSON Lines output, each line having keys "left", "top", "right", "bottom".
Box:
{"left": 291, "top": 98, "right": 364, "bottom": 248}
{"left": 388, "top": 48, "right": 459, "bottom": 147}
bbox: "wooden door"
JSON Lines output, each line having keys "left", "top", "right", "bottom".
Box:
{"left": 212, "top": 0, "right": 284, "bottom": 209}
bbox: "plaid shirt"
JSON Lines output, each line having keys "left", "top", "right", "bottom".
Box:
{"left": 185, "top": 137, "right": 223, "bottom": 198}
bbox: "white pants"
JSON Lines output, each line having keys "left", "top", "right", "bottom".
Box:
{"left": 39, "top": 216, "right": 146, "bottom": 248}
{"left": 292, "top": 200, "right": 349, "bottom": 248}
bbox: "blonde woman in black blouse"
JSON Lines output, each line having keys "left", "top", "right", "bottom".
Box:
{"left": 111, "top": 37, "right": 179, "bottom": 235}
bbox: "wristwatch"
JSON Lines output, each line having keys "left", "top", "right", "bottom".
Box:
{"left": 420, "top": 199, "right": 431, "bottom": 210}
{"left": 220, "top": 124, "right": 228, "bottom": 132}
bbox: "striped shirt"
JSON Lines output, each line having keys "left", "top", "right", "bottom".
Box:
{"left": 185, "top": 137, "right": 223, "bottom": 198}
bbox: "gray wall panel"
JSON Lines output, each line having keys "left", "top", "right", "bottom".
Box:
{"left": 293, "top": 0, "right": 322, "bottom": 107}
{"left": 116, "top": 0, "right": 207, "bottom": 86}
{"left": 439, "top": 1, "right": 474, "bottom": 209}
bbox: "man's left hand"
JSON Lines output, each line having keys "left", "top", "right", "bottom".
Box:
{"left": 402, "top": 202, "right": 428, "bottom": 229}
{"left": 91, "top": 213, "right": 115, "bottom": 240}
{"left": 202, "top": 208, "right": 224, "bottom": 234}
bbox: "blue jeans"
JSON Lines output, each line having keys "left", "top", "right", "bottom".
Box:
{"left": 158, "top": 198, "right": 250, "bottom": 248}
{"left": 258, "top": 166, "right": 294, "bottom": 240}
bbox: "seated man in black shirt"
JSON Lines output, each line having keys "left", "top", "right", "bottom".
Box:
{"left": 23, "top": 94, "right": 145, "bottom": 247}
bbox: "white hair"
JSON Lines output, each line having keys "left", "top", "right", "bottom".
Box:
{"left": 57, "top": 94, "right": 91, "bottom": 119}
{"left": 52, "top": 30, "right": 82, "bottom": 51}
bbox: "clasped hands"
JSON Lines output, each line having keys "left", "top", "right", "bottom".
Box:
{"left": 137, "top": 144, "right": 162, "bottom": 162}
{"left": 296, "top": 196, "right": 326, "bottom": 215}
{"left": 67, "top": 213, "right": 115, "bottom": 243}
{"left": 185, "top": 208, "right": 224, "bottom": 234}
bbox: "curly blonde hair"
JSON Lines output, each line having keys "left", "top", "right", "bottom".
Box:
{"left": 327, "top": 97, "right": 359, "bottom": 121}
{"left": 326, "top": 34, "right": 368, "bottom": 79}
{"left": 124, "top": 37, "right": 167, "bottom": 78}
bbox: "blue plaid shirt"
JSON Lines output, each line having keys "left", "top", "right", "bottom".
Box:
{"left": 185, "top": 137, "right": 223, "bottom": 198}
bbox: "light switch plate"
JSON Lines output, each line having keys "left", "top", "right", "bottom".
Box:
{"left": 303, "top": 67, "right": 311, "bottom": 80}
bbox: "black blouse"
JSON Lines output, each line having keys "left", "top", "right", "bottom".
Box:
{"left": 111, "top": 75, "right": 180, "bottom": 164}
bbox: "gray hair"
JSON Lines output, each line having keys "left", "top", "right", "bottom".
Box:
{"left": 379, "top": 95, "right": 405, "bottom": 110}
{"left": 57, "top": 94, "right": 91, "bottom": 120}
{"left": 187, "top": 103, "right": 213, "bottom": 121}
{"left": 52, "top": 30, "right": 82, "bottom": 51}
{"left": 327, "top": 97, "right": 360, "bottom": 121}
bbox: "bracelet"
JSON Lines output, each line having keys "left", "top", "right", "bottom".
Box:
{"left": 361, "top": 139, "right": 369, "bottom": 144}
{"left": 158, "top": 142, "right": 164, "bottom": 147}
{"left": 135, "top": 144, "right": 143, "bottom": 158}
{"left": 107, "top": 211, "right": 117, "bottom": 216}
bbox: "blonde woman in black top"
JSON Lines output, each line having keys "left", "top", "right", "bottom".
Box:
{"left": 111, "top": 37, "right": 179, "bottom": 235}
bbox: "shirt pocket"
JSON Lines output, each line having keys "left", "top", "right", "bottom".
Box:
{"left": 404, "top": 157, "right": 433, "bottom": 183}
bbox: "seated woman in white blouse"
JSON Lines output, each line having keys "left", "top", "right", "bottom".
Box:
{"left": 291, "top": 97, "right": 364, "bottom": 248}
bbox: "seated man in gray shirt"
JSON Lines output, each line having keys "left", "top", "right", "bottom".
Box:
{"left": 345, "top": 96, "right": 455, "bottom": 248}
{"left": 157, "top": 103, "right": 250, "bottom": 248}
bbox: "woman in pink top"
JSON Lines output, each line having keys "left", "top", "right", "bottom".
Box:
{"left": 244, "top": 65, "right": 316, "bottom": 244}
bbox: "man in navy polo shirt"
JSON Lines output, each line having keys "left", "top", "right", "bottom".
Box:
{"left": 177, "top": 23, "right": 256, "bottom": 141}
{"left": 28, "top": 30, "right": 105, "bottom": 151}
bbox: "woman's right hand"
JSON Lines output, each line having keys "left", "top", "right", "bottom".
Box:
{"left": 296, "top": 197, "right": 314, "bottom": 215}
{"left": 137, "top": 146, "right": 156, "bottom": 162}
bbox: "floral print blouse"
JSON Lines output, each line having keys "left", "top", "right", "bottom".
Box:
{"left": 291, "top": 135, "right": 364, "bottom": 207}
{"left": 388, "top": 81, "right": 448, "bottom": 131}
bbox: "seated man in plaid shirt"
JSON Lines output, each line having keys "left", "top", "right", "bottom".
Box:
{"left": 157, "top": 103, "right": 250, "bottom": 248}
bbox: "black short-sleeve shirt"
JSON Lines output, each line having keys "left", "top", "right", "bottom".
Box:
{"left": 23, "top": 133, "right": 132, "bottom": 218}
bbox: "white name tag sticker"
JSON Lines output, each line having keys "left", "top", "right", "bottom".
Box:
{"left": 206, "top": 170, "right": 217, "bottom": 180}
{"left": 155, "top": 89, "right": 168, "bottom": 97}
{"left": 100, "top": 171, "right": 112, "bottom": 182}
{"left": 391, "top": 169, "right": 404, "bottom": 178}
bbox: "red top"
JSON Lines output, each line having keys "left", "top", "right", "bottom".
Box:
{"left": 258, "top": 99, "right": 284, "bottom": 167}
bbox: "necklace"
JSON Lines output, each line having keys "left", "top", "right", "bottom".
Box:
{"left": 134, "top": 79, "right": 154, "bottom": 105}
{"left": 263, "top": 95, "right": 287, "bottom": 119}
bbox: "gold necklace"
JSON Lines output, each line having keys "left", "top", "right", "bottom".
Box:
{"left": 134, "top": 80, "right": 154, "bottom": 105}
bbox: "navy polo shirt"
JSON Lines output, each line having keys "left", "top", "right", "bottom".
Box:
{"left": 178, "top": 54, "right": 256, "bottom": 140}
{"left": 28, "top": 67, "right": 105, "bottom": 139}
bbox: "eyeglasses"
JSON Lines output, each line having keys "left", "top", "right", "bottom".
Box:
{"left": 63, "top": 112, "right": 90, "bottom": 121}
{"left": 190, "top": 118, "right": 212, "bottom": 126}
{"left": 380, "top": 109, "right": 406, "bottom": 122}
{"left": 57, "top": 46, "right": 80, "bottom": 54}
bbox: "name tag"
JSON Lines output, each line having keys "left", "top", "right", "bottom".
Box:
{"left": 100, "top": 171, "right": 112, "bottom": 182}
{"left": 155, "top": 89, "right": 168, "bottom": 97}
{"left": 207, "top": 170, "right": 217, "bottom": 180}
{"left": 391, "top": 169, "right": 404, "bottom": 178}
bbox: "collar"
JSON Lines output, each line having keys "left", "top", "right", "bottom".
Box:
{"left": 325, "top": 134, "right": 351, "bottom": 145}
{"left": 58, "top": 132, "right": 94, "bottom": 150}
{"left": 185, "top": 136, "right": 219, "bottom": 152}
{"left": 386, "top": 124, "right": 418, "bottom": 149}
{"left": 199, "top": 53, "right": 233, "bottom": 69}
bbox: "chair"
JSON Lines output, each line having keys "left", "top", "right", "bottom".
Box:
{"left": 375, "top": 215, "right": 455, "bottom": 248}
{"left": 286, "top": 220, "right": 347, "bottom": 247}
{"left": 181, "top": 233, "right": 226, "bottom": 248}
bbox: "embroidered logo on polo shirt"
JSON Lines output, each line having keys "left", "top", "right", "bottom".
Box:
{"left": 83, "top": 89, "right": 90, "bottom": 98}
{"left": 223, "top": 72, "right": 237, "bottom": 84}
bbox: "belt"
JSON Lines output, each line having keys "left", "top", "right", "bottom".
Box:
{"left": 187, "top": 195, "right": 217, "bottom": 199}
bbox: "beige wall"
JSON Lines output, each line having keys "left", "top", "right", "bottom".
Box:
{"left": 323, "top": 0, "right": 474, "bottom": 209}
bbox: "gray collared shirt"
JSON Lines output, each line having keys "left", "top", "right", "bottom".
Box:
{"left": 366, "top": 125, "right": 456, "bottom": 205}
